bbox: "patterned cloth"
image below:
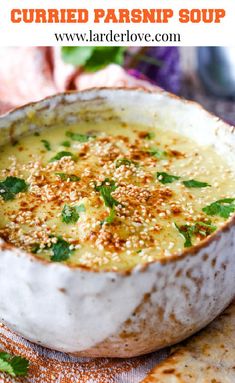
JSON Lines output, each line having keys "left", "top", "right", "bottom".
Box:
{"left": 0, "top": 300, "right": 235, "bottom": 382}
{"left": 0, "top": 323, "right": 169, "bottom": 383}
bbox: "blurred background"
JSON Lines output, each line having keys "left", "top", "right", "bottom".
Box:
{"left": 0, "top": 46, "right": 234, "bottom": 123}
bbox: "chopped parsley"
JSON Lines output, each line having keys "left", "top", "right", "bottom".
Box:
{"left": 34, "top": 131, "right": 40, "bottom": 137}
{"left": 156, "top": 172, "right": 180, "bottom": 184}
{"left": 61, "top": 140, "right": 71, "bottom": 147}
{"left": 102, "top": 208, "right": 116, "bottom": 224}
{"left": 175, "top": 221, "right": 217, "bottom": 248}
{"left": 175, "top": 223, "right": 193, "bottom": 247}
{"left": 0, "top": 352, "right": 29, "bottom": 377}
{"left": 31, "top": 244, "right": 40, "bottom": 254}
{"left": 202, "top": 198, "right": 235, "bottom": 218}
{"left": 66, "top": 131, "right": 93, "bottom": 142}
{"left": 183, "top": 179, "right": 211, "bottom": 188}
{"left": 62, "top": 204, "right": 85, "bottom": 224}
{"left": 194, "top": 221, "right": 217, "bottom": 236}
{"left": 148, "top": 147, "right": 167, "bottom": 159}
{"left": 55, "top": 173, "right": 80, "bottom": 182}
{"left": 94, "top": 178, "right": 119, "bottom": 208}
{"left": 145, "top": 132, "right": 155, "bottom": 140}
{"left": 115, "top": 158, "right": 137, "bottom": 168}
{"left": 51, "top": 237, "right": 73, "bottom": 262}
{"left": 41, "top": 139, "right": 51, "bottom": 151}
{"left": 0, "top": 177, "right": 28, "bottom": 201}
{"left": 49, "top": 151, "right": 75, "bottom": 162}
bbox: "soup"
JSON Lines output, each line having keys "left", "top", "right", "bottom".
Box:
{"left": 0, "top": 121, "right": 235, "bottom": 271}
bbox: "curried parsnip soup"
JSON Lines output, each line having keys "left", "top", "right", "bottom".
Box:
{"left": 0, "top": 122, "right": 235, "bottom": 271}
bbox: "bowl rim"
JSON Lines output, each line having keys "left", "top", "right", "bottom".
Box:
{"left": 0, "top": 86, "right": 235, "bottom": 275}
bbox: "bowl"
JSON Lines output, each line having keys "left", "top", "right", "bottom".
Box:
{"left": 0, "top": 88, "right": 235, "bottom": 358}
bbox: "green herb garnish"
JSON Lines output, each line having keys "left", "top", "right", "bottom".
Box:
{"left": 202, "top": 198, "right": 235, "bottom": 218}
{"left": 156, "top": 172, "right": 180, "bottom": 184}
{"left": 148, "top": 147, "right": 167, "bottom": 159}
{"left": 62, "top": 204, "right": 85, "bottom": 224}
{"left": 51, "top": 237, "right": 73, "bottom": 262}
{"left": 183, "top": 179, "right": 211, "bottom": 188}
{"left": 175, "top": 221, "right": 217, "bottom": 248}
{"left": 0, "top": 352, "right": 29, "bottom": 377}
{"left": 49, "top": 151, "right": 75, "bottom": 162}
{"left": 115, "top": 158, "right": 137, "bottom": 168}
{"left": 31, "top": 244, "right": 40, "bottom": 254}
{"left": 61, "top": 47, "right": 126, "bottom": 72}
{"left": 61, "top": 140, "right": 71, "bottom": 148}
{"left": 0, "top": 177, "right": 28, "bottom": 201}
{"left": 102, "top": 208, "right": 116, "bottom": 225}
{"left": 34, "top": 132, "right": 40, "bottom": 137}
{"left": 94, "top": 178, "right": 119, "bottom": 208}
{"left": 66, "top": 131, "right": 93, "bottom": 142}
{"left": 62, "top": 205, "right": 79, "bottom": 224}
{"left": 194, "top": 221, "right": 217, "bottom": 237}
{"left": 41, "top": 139, "right": 51, "bottom": 151}
{"left": 175, "top": 223, "right": 193, "bottom": 247}
{"left": 55, "top": 173, "right": 80, "bottom": 182}
{"left": 145, "top": 132, "right": 155, "bottom": 140}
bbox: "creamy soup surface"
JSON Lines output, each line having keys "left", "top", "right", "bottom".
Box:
{"left": 0, "top": 122, "right": 235, "bottom": 271}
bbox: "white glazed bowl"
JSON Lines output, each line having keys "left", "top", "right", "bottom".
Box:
{"left": 0, "top": 88, "right": 235, "bottom": 358}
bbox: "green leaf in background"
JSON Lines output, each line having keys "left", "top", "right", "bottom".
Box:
{"left": 0, "top": 352, "right": 29, "bottom": 377}
{"left": 183, "top": 179, "right": 211, "bottom": 188}
{"left": 51, "top": 237, "right": 73, "bottom": 262}
{"left": 202, "top": 198, "right": 235, "bottom": 218}
{"left": 61, "top": 47, "right": 127, "bottom": 72}
{"left": 156, "top": 172, "right": 180, "bottom": 184}
{"left": 49, "top": 151, "right": 75, "bottom": 162}
{"left": 0, "top": 177, "right": 28, "bottom": 201}
{"left": 61, "top": 47, "right": 96, "bottom": 67}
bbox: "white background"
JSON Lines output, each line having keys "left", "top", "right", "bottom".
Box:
{"left": 0, "top": 0, "right": 234, "bottom": 46}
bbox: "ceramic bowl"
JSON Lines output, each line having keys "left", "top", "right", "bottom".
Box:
{"left": 0, "top": 88, "right": 235, "bottom": 357}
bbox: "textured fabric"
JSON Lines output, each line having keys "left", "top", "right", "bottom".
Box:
{"left": 0, "top": 300, "right": 234, "bottom": 382}
{"left": 0, "top": 323, "right": 169, "bottom": 382}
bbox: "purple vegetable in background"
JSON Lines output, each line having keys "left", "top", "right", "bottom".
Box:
{"left": 126, "top": 69, "right": 151, "bottom": 82}
{"left": 132, "top": 47, "right": 181, "bottom": 94}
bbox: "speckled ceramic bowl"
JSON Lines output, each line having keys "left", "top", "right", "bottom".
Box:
{"left": 0, "top": 88, "right": 235, "bottom": 357}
